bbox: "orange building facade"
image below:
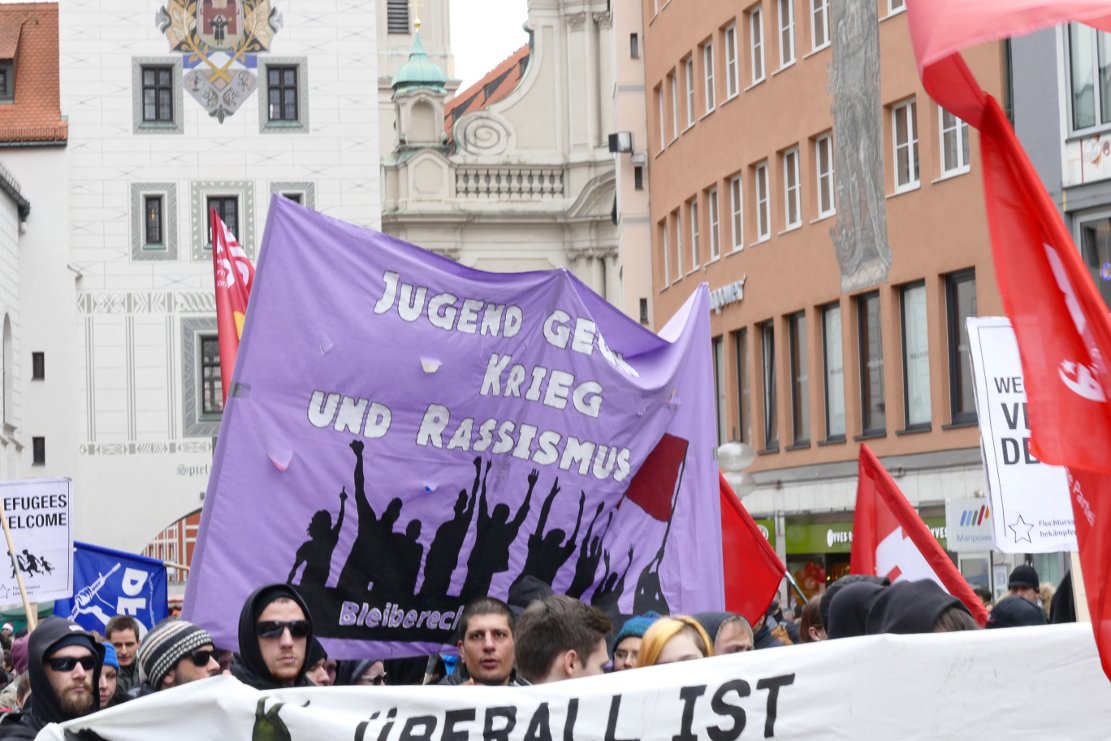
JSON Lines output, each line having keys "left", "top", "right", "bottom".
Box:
{"left": 641, "top": 0, "right": 1018, "bottom": 598}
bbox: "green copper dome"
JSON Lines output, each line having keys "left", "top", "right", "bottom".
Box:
{"left": 392, "top": 32, "right": 447, "bottom": 93}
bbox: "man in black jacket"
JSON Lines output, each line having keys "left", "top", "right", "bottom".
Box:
{"left": 0, "top": 617, "right": 104, "bottom": 739}
{"left": 230, "top": 584, "right": 315, "bottom": 690}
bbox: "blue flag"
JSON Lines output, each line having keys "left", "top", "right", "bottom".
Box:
{"left": 54, "top": 541, "right": 168, "bottom": 633}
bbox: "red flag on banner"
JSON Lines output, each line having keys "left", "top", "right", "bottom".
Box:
{"left": 851, "top": 445, "right": 988, "bottom": 626}
{"left": 720, "top": 473, "right": 785, "bottom": 625}
{"left": 211, "top": 208, "right": 255, "bottom": 402}
{"left": 619, "top": 433, "right": 688, "bottom": 521}
{"left": 905, "top": 0, "right": 1111, "bottom": 680}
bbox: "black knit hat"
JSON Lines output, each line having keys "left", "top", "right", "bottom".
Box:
{"left": 1007, "top": 564, "right": 1040, "bottom": 590}
{"left": 987, "top": 595, "right": 1047, "bottom": 629}
{"left": 138, "top": 619, "right": 215, "bottom": 690}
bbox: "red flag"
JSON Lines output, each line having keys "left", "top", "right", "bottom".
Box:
{"left": 619, "top": 433, "right": 688, "bottom": 521}
{"left": 211, "top": 208, "right": 255, "bottom": 401}
{"left": 852, "top": 445, "right": 988, "bottom": 626}
{"left": 905, "top": 0, "right": 1111, "bottom": 678}
{"left": 720, "top": 473, "right": 785, "bottom": 625}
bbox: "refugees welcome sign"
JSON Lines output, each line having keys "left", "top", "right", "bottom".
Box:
{"left": 184, "top": 196, "right": 720, "bottom": 657}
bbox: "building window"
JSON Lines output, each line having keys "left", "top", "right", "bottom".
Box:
{"left": 200, "top": 335, "right": 224, "bottom": 418}
{"left": 822, "top": 303, "right": 845, "bottom": 439}
{"left": 778, "top": 0, "right": 795, "bottom": 68}
{"left": 675, "top": 208, "right": 684, "bottom": 278}
{"left": 815, "top": 132, "right": 835, "bottom": 217}
{"left": 1079, "top": 212, "right": 1111, "bottom": 310}
{"left": 660, "top": 219, "right": 671, "bottom": 285}
{"left": 689, "top": 198, "right": 701, "bottom": 269}
{"left": 755, "top": 161, "right": 770, "bottom": 241}
{"left": 892, "top": 99, "right": 920, "bottom": 191}
{"left": 708, "top": 187, "right": 721, "bottom": 260}
{"left": 734, "top": 329, "right": 751, "bottom": 444}
{"left": 725, "top": 23, "right": 739, "bottom": 99}
{"left": 901, "top": 282, "right": 931, "bottom": 429}
{"left": 946, "top": 270, "right": 977, "bottom": 424}
{"left": 387, "top": 0, "right": 410, "bottom": 34}
{"left": 657, "top": 85, "right": 666, "bottom": 151}
{"left": 761, "top": 321, "right": 778, "bottom": 451}
{"left": 669, "top": 72, "right": 678, "bottom": 140}
{"left": 634, "top": 166, "right": 644, "bottom": 190}
{"left": 789, "top": 311, "right": 809, "bottom": 446}
{"left": 858, "top": 291, "right": 885, "bottom": 434}
{"left": 714, "top": 336, "right": 728, "bottom": 445}
{"left": 703, "top": 42, "right": 716, "bottom": 113}
{"left": 207, "top": 196, "right": 239, "bottom": 242}
{"left": 684, "top": 58, "right": 695, "bottom": 127}
{"left": 1067, "top": 24, "right": 1111, "bottom": 133}
{"left": 730, "top": 175, "right": 744, "bottom": 252}
{"left": 639, "top": 298, "right": 649, "bottom": 324}
{"left": 32, "top": 437, "right": 45, "bottom": 466}
{"left": 144, "top": 195, "right": 164, "bottom": 245}
{"left": 0, "top": 61, "right": 13, "bottom": 102}
{"left": 141, "top": 65, "right": 174, "bottom": 123}
{"left": 750, "top": 5, "right": 766, "bottom": 84}
{"left": 270, "top": 181, "right": 316, "bottom": 211}
{"left": 630, "top": 33, "right": 640, "bottom": 59}
{"left": 783, "top": 147, "right": 801, "bottom": 229}
{"left": 940, "top": 108, "right": 970, "bottom": 175}
{"left": 283, "top": 192, "right": 302, "bottom": 204}
{"left": 888, "top": 0, "right": 905, "bottom": 13}
{"left": 1, "top": 315, "right": 9, "bottom": 426}
{"left": 267, "top": 66, "right": 298, "bottom": 122}
{"left": 31, "top": 352, "right": 44, "bottom": 381}
{"left": 811, "top": 0, "right": 829, "bottom": 51}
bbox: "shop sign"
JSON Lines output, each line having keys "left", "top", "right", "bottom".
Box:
{"left": 786, "top": 517, "right": 947, "bottom": 554}
{"left": 753, "top": 517, "right": 776, "bottom": 550}
{"left": 944, "top": 498, "right": 993, "bottom": 553}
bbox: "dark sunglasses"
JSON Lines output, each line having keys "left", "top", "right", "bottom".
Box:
{"left": 46, "top": 655, "right": 97, "bottom": 672}
{"left": 358, "top": 674, "right": 387, "bottom": 686}
{"left": 255, "top": 620, "right": 310, "bottom": 639}
{"left": 188, "top": 648, "right": 217, "bottom": 667}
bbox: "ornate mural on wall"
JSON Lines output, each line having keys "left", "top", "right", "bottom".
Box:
{"left": 156, "top": 0, "right": 282, "bottom": 122}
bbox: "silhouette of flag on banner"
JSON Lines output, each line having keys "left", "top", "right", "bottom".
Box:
{"left": 720, "top": 473, "right": 785, "bottom": 625}
{"left": 53, "top": 541, "right": 168, "bottom": 635}
{"left": 619, "top": 433, "right": 688, "bottom": 522}
{"left": 906, "top": 0, "right": 1111, "bottom": 680}
{"left": 211, "top": 208, "right": 255, "bottom": 402}
{"left": 851, "top": 445, "right": 988, "bottom": 626}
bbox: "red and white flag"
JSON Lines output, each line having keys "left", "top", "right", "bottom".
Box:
{"left": 211, "top": 208, "right": 255, "bottom": 402}
{"left": 719, "top": 473, "right": 786, "bottom": 625}
{"left": 851, "top": 445, "right": 988, "bottom": 626}
{"left": 906, "top": 0, "right": 1111, "bottom": 681}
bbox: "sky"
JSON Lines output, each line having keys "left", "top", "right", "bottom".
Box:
{"left": 449, "top": 0, "right": 530, "bottom": 92}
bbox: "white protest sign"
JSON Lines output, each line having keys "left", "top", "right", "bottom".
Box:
{"left": 0, "top": 478, "right": 73, "bottom": 605}
{"left": 966, "top": 317, "right": 1077, "bottom": 553}
{"left": 43, "top": 624, "right": 1111, "bottom": 740}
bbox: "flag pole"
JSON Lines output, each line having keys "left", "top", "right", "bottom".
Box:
{"left": 783, "top": 570, "right": 808, "bottom": 605}
{"left": 0, "top": 497, "right": 37, "bottom": 630}
{"left": 1071, "top": 552, "right": 1090, "bottom": 621}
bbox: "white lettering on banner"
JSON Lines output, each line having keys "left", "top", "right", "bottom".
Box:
{"left": 117, "top": 568, "right": 149, "bottom": 616}
{"left": 373, "top": 272, "right": 524, "bottom": 338}
{"left": 709, "top": 276, "right": 747, "bottom": 314}
{"left": 874, "top": 527, "right": 940, "bottom": 585}
{"left": 480, "top": 354, "right": 604, "bottom": 418}
{"left": 1042, "top": 243, "right": 1109, "bottom": 401}
{"left": 47, "top": 625, "right": 1111, "bottom": 740}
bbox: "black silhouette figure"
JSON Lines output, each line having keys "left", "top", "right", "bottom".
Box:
{"left": 10, "top": 549, "right": 42, "bottom": 578}
{"left": 390, "top": 520, "right": 424, "bottom": 597}
{"left": 591, "top": 545, "right": 634, "bottom": 615}
{"left": 369, "top": 497, "right": 405, "bottom": 597}
{"left": 633, "top": 541, "right": 670, "bottom": 614}
{"left": 337, "top": 440, "right": 387, "bottom": 596}
{"left": 510, "top": 482, "right": 585, "bottom": 591}
{"left": 39, "top": 558, "right": 55, "bottom": 575}
{"left": 461, "top": 467, "right": 537, "bottom": 601}
{"left": 566, "top": 504, "right": 611, "bottom": 598}
{"left": 288, "top": 487, "right": 347, "bottom": 590}
{"left": 419, "top": 457, "right": 486, "bottom": 599}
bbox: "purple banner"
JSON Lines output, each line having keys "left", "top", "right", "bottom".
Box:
{"left": 183, "top": 196, "right": 721, "bottom": 658}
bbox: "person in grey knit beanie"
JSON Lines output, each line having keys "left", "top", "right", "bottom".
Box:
{"left": 133, "top": 619, "right": 220, "bottom": 695}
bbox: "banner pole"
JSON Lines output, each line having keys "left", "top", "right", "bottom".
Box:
{"left": 0, "top": 497, "right": 37, "bottom": 630}
{"left": 163, "top": 560, "right": 191, "bottom": 572}
{"left": 1070, "top": 552, "right": 1089, "bottom": 622}
{"left": 783, "top": 570, "right": 808, "bottom": 605}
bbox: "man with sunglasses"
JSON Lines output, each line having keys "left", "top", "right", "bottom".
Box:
{"left": 132, "top": 619, "right": 220, "bottom": 696}
{"left": 231, "top": 583, "right": 315, "bottom": 690}
{"left": 0, "top": 616, "right": 104, "bottom": 739}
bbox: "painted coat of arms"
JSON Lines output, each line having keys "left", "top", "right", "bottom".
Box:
{"left": 156, "top": 0, "right": 283, "bottom": 122}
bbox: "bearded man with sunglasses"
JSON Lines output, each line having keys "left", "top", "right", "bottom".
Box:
{"left": 132, "top": 619, "right": 221, "bottom": 696}
{"left": 231, "top": 584, "right": 315, "bottom": 690}
{"left": 0, "top": 617, "right": 104, "bottom": 739}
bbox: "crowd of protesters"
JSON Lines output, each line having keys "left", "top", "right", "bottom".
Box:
{"left": 0, "top": 563, "right": 1074, "bottom": 736}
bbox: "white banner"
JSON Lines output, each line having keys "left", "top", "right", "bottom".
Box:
{"left": 966, "top": 317, "right": 1077, "bottom": 553}
{"left": 0, "top": 478, "right": 73, "bottom": 605}
{"left": 40, "top": 625, "right": 1111, "bottom": 740}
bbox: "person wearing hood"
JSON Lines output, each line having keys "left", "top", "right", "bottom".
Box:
{"left": 693, "top": 612, "right": 754, "bottom": 655}
{"left": 0, "top": 617, "right": 105, "bottom": 739}
{"left": 827, "top": 580, "right": 978, "bottom": 638}
{"left": 231, "top": 584, "right": 314, "bottom": 690}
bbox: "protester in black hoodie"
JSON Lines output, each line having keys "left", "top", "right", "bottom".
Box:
{"left": 230, "top": 584, "right": 315, "bottom": 690}
{"left": 0, "top": 617, "right": 105, "bottom": 739}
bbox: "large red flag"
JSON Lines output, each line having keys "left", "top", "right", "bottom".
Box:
{"left": 906, "top": 0, "right": 1111, "bottom": 679}
{"left": 852, "top": 445, "right": 988, "bottom": 626}
{"left": 719, "top": 473, "right": 785, "bottom": 625}
{"left": 619, "top": 433, "right": 688, "bottom": 521}
{"left": 211, "top": 208, "right": 255, "bottom": 401}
